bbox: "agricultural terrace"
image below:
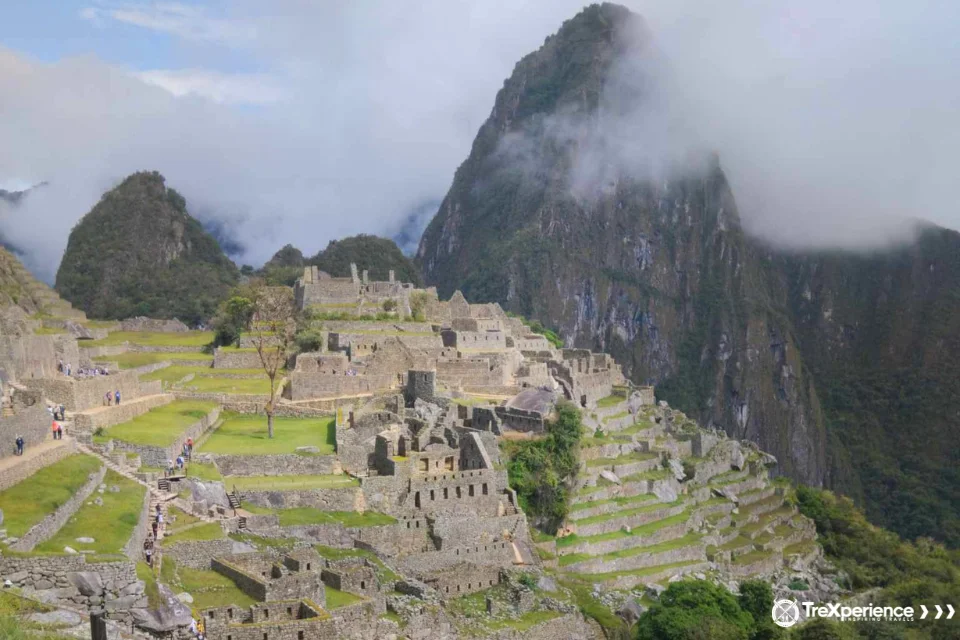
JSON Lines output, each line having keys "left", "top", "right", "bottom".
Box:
{"left": 198, "top": 413, "right": 335, "bottom": 455}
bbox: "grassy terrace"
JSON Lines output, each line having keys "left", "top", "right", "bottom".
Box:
{"left": 199, "top": 413, "right": 335, "bottom": 455}
{"left": 558, "top": 510, "right": 692, "bottom": 548}
{"left": 783, "top": 540, "right": 817, "bottom": 557}
{"left": 732, "top": 549, "right": 775, "bottom": 565}
{"left": 95, "top": 400, "right": 217, "bottom": 447}
{"left": 708, "top": 469, "right": 749, "bottom": 486}
{"left": 35, "top": 469, "right": 144, "bottom": 556}
{"left": 595, "top": 394, "right": 626, "bottom": 408}
{"left": 586, "top": 451, "right": 658, "bottom": 468}
{"left": 574, "top": 498, "right": 685, "bottom": 528}
{"left": 0, "top": 455, "right": 102, "bottom": 539}
{"left": 565, "top": 559, "right": 702, "bottom": 583}
{"left": 559, "top": 532, "right": 704, "bottom": 567}
{"left": 141, "top": 365, "right": 218, "bottom": 385}
{"left": 96, "top": 352, "right": 212, "bottom": 369}
{"left": 619, "top": 468, "right": 671, "bottom": 483}
{"left": 164, "top": 523, "right": 225, "bottom": 543}
{"left": 160, "top": 557, "right": 256, "bottom": 610}
{"left": 230, "top": 475, "right": 358, "bottom": 491}
{"left": 83, "top": 331, "right": 214, "bottom": 348}
{"left": 740, "top": 506, "right": 794, "bottom": 536}
{"left": 315, "top": 545, "right": 400, "bottom": 583}
{"left": 244, "top": 506, "right": 395, "bottom": 527}
{"left": 570, "top": 492, "right": 656, "bottom": 513}
{"left": 326, "top": 585, "right": 363, "bottom": 609}
{"left": 174, "top": 375, "right": 273, "bottom": 395}
{"left": 602, "top": 411, "right": 630, "bottom": 423}
{"left": 187, "top": 461, "right": 223, "bottom": 482}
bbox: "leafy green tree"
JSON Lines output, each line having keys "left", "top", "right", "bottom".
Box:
{"left": 212, "top": 295, "right": 254, "bottom": 347}
{"left": 636, "top": 580, "right": 755, "bottom": 640}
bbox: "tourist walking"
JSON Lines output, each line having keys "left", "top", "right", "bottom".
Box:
{"left": 115, "top": 389, "right": 121, "bottom": 405}
{"left": 57, "top": 423, "right": 63, "bottom": 440}
{"left": 186, "top": 437, "right": 194, "bottom": 456}
{"left": 151, "top": 520, "right": 158, "bottom": 538}
{"left": 14, "top": 435, "right": 23, "bottom": 456}
{"left": 176, "top": 455, "right": 184, "bottom": 470}
{"left": 59, "top": 404, "right": 65, "bottom": 421}
{"left": 51, "top": 421, "right": 58, "bottom": 440}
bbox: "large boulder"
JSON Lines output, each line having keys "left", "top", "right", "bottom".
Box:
{"left": 69, "top": 572, "right": 103, "bottom": 597}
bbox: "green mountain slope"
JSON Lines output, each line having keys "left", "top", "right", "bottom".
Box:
{"left": 417, "top": 3, "right": 960, "bottom": 544}
{"left": 310, "top": 234, "right": 420, "bottom": 285}
{"left": 55, "top": 171, "right": 238, "bottom": 324}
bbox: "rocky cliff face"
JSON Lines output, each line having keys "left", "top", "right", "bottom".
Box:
{"left": 418, "top": 3, "right": 960, "bottom": 543}
{"left": 55, "top": 171, "right": 238, "bottom": 324}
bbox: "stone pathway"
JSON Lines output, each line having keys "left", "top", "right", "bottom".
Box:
{"left": 0, "top": 437, "right": 71, "bottom": 474}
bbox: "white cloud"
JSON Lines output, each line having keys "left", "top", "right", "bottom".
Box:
{"left": 135, "top": 69, "right": 285, "bottom": 105}
{"left": 81, "top": 2, "right": 256, "bottom": 45}
{"left": 3, "top": 0, "right": 960, "bottom": 284}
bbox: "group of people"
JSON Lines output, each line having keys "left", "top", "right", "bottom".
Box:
{"left": 103, "top": 390, "right": 122, "bottom": 406}
{"left": 150, "top": 504, "right": 164, "bottom": 539}
{"left": 57, "top": 361, "right": 110, "bottom": 378}
{"left": 163, "top": 438, "right": 194, "bottom": 477}
{"left": 51, "top": 420, "right": 64, "bottom": 440}
{"left": 46, "top": 404, "right": 66, "bottom": 420}
{"left": 142, "top": 534, "right": 155, "bottom": 567}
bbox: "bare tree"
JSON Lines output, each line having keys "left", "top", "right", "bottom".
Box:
{"left": 250, "top": 284, "right": 296, "bottom": 439}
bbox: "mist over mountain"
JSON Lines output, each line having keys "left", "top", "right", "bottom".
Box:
{"left": 418, "top": 3, "right": 960, "bottom": 545}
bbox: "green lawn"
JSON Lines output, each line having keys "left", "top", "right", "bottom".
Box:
{"left": 574, "top": 498, "right": 685, "bottom": 527}
{"left": 325, "top": 584, "right": 363, "bottom": 609}
{"left": 559, "top": 510, "right": 692, "bottom": 548}
{"left": 243, "top": 506, "right": 395, "bottom": 527}
{"left": 187, "top": 461, "right": 223, "bottom": 482}
{"left": 198, "top": 413, "right": 335, "bottom": 455}
{"left": 160, "top": 557, "right": 256, "bottom": 610}
{"left": 96, "top": 400, "right": 218, "bottom": 447}
{"left": 82, "top": 320, "right": 119, "bottom": 329}
{"left": 230, "top": 475, "right": 358, "bottom": 491}
{"left": 174, "top": 376, "right": 273, "bottom": 395}
{"left": 315, "top": 545, "right": 400, "bottom": 583}
{"left": 35, "top": 469, "right": 145, "bottom": 555}
{"left": 570, "top": 492, "right": 656, "bottom": 513}
{"left": 0, "top": 455, "right": 102, "bottom": 538}
{"left": 83, "top": 331, "right": 213, "bottom": 348}
{"left": 96, "top": 352, "right": 212, "bottom": 369}
{"left": 164, "top": 522, "right": 224, "bottom": 543}
{"left": 596, "top": 395, "right": 626, "bottom": 408}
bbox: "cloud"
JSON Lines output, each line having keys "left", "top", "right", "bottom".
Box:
{"left": 81, "top": 2, "right": 256, "bottom": 45}
{"left": 135, "top": 69, "right": 285, "bottom": 105}
{"left": 2, "top": 0, "right": 959, "bottom": 285}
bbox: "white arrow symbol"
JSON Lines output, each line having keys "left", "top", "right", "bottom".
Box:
{"left": 935, "top": 605, "right": 943, "bottom": 619}
{"left": 948, "top": 604, "right": 955, "bottom": 620}
{"left": 921, "top": 605, "right": 928, "bottom": 619}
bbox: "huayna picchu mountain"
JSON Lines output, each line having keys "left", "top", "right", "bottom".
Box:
{"left": 417, "top": 3, "right": 960, "bottom": 545}
{"left": 55, "top": 171, "right": 239, "bottom": 325}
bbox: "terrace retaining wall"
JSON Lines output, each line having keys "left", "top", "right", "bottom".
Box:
{"left": 214, "top": 454, "right": 339, "bottom": 477}
{"left": 110, "top": 406, "right": 220, "bottom": 467}
{"left": 0, "top": 438, "right": 76, "bottom": 492}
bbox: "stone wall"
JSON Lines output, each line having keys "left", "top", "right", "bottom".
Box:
{"left": 119, "top": 317, "right": 189, "bottom": 332}
{"left": 23, "top": 370, "right": 143, "bottom": 412}
{"left": 0, "top": 555, "right": 145, "bottom": 627}
{"left": 0, "top": 334, "right": 58, "bottom": 381}
{"left": 214, "top": 349, "right": 264, "bottom": 370}
{"left": 162, "top": 538, "right": 235, "bottom": 569}
{"left": 123, "top": 484, "right": 153, "bottom": 562}
{"left": 73, "top": 393, "right": 174, "bottom": 431}
{"left": 241, "top": 487, "right": 360, "bottom": 512}
{"left": 80, "top": 345, "right": 128, "bottom": 362}
{"left": 214, "top": 453, "right": 338, "bottom": 477}
{"left": 0, "top": 439, "right": 76, "bottom": 492}
{"left": 423, "top": 563, "right": 501, "bottom": 597}
{"left": 288, "top": 372, "right": 397, "bottom": 401}
{"left": 0, "top": 402, "right": 52, "bottom": 459}
{"left": 10, "top": 463, "right": 106, "bottom": 552}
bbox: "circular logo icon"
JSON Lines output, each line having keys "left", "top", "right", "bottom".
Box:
{"left": 772, "top": 599, "right": 800, "bottom": 628}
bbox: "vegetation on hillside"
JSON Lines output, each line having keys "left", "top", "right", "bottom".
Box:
{"left": 636, "top": 579, "right": 779, "bottom": 640}
{"left": 310, "top": 234, "right": 421, "bottom": 285}
{"left": 508, "top": 312, "right": 564, "bottom": 348}
{"left": 795, "top": 486, "right": 960, "bottom": 638}
{"left": 502, "top": 402, "right": 582, "bottom": 533}
{"left": 55, "top": 171, "right": 238, "bottom": 324}
{"left": 259, "top": 244, "right": 305, "bottom": 286}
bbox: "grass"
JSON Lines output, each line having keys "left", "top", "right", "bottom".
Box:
{"left": 160, "top": 557, "right": 256, "bottom": 610}
{"left": 558, "top": 510, "right": 692, "bottom": 548}
{"left": 0, "top": 454, "right": 102, "bottom": 538}
{"left": 82, "top": 320, "right": 118, "bottom": 329}
{"left": 783, "top": 540, "right": 818, "bottom": 557}
{"left": 586, "top": 451, "right": 658, "bottom": 468}
{"left": 166, "top": 506, "right": 201, "bottom": 529}
{"left": 243, "top": 506, "right": 395, "bottom": 527}
{"left": 95, "top": 352, "right": 212, "bottom": 369}
{"left": 199, "top": 412, "right": 335, "bottom": 455}
{"left": 230, "top": 475, "right": 358, "bottom": 491}
{"left": 187, "top": 461, "right": 223, "bottom": 482}
{"left": 596, "top": 395, "right": 626, "bottom": 408}
{"left": 574, "top": 498, "right": 685, "bottom": 528}
{"left": 164, "top": 522, "right": 224, "bottom": 543}
{"left": 96, "top": 400, "right": 217, "bottom": 447}
{"left": 140, "top": 365, "right": 215, "bottom": 385}
{"left": 565, "top": 560, "right": 703, "bottom": 583}
{"left": 137, "top": 561, "right": 162, "bottom": 609}
{"left": 83, "top": 331, "right": 213, "bottom": 348}
{"left": 325, "top": 585, "right": 363, "bottom": 609}
{"left": 731, "top": 549, "right": 774, "bottom": 565}
{"left": 173, "top": 376, "right": 273, "bottom": 395}
{"left": 570, "top": 492, "right": 656, "bottom": 513}
{"left": 315, "top": 545, "right": 400, "bottom": 583}
{"left": 35, "top": 469, "right": 145, "bottom": 555}
{"left": 34, "top": 327, "right": 66, "bottom": 335}
{"left": 619, "top": 468, "right": 671, "bottom": 482}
